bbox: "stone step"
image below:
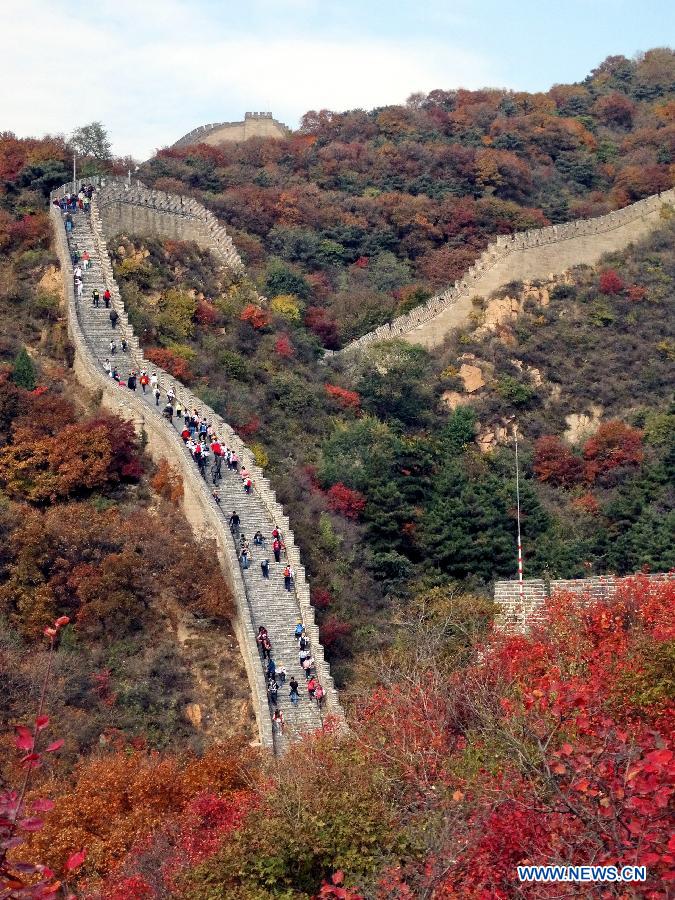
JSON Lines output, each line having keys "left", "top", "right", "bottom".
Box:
{"left": 64, "top": 206, "right": 330, "bottom": 746}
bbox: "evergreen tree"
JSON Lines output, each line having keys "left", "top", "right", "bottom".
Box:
{"left": 12, "top": 347, "right": 36, "bottom": 391}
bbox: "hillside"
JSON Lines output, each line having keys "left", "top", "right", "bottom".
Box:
{"left": 1, "top": 49, "right": 674, "bottom": 900}
{"left": 108, "top": 214, "right": 673, "bottom": 687}
{"left": 141, "top": 49, "right": 675, "bottom": 345}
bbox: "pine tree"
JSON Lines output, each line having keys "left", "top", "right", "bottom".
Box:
{"left": 12, "top": 347, "right": 36, "bottom": 391}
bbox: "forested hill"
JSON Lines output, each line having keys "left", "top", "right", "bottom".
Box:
{"left": 141, "top": 49, "right": 675, "bottom": 345}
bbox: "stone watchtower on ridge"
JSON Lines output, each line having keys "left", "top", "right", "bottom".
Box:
{"left": 172, "top": 112, "right": 290, "bottom": 148}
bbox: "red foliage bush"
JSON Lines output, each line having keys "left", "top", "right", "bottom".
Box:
{"left": 325, "top": 384, "right": 361, "bottom": 411}
{"left": 144, "top": 348, "right": 193, "bottom": 383}
{"left": 195, "top": 299, "right": 219, "bottom": 327}
{"left": 582, "top": 420, "right": 644, "bottom": 481}
{"left": 274, "top": 334, "right": 295, "bottom": 358}
{"left": 598, "top": 268, "right": 625, "bottom": 295}
{"left": 626, "top": 284, "right": 647, "bottom": 302}
{"left": 319, "top": 616, "right": 353, "bottom": 652}
{"left": 237, "top": 415, "right": 260, "bottom": 437}
{"left": 305, "top": 306, "right": 340, "bottom": 349}
{"left": 533, "top": 435, "right": 584, "bottom": 487}
{"left": 311, "top": 588, "right": 332, "bottom": 610}
{"left": 325, "top": 483, "right": 366, "bottom": 519}
{"left": 571, "top": 492, "right": 600, "bottom": 516}
{"left": 240, "top": 304, "right": 270, "bottom": 329}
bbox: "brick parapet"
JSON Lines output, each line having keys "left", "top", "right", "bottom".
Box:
{"left": 495, "top": 572, "right": 674, "bottom": 633}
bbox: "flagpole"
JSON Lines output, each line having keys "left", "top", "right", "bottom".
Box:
{"left": 513, "top": 422, "right": 524, "bottom": 603}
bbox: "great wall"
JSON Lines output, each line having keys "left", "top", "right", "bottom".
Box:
{"left": 494, "top": 573, "right": 674, "bottom": 632}
{"left": 50, "top": 175, "right": 675, "bottom": 749}
{"left": 172, "top": 112, "right": 290, "bottom": 149}
{"left": 332, "top": 187, "right": 675, "bottom": 356}
{"left": 50, "top": 176, "right": 343, "bottom": 753}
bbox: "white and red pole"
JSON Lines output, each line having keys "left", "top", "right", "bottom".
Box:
{"left": 513, "top": 422, "right": 524, "bottom": 604}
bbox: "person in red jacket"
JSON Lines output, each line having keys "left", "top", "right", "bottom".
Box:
{"left": 307, "top": 676, "right": 318, "bottom": 698}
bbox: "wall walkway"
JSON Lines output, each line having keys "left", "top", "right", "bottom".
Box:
{"left": 50, "top": 178, "right": 344, "bottom": 753}
{"left": 333, "top": 188, "right": 675, "bottom": 355}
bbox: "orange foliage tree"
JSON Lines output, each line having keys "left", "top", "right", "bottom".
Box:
{"left": 0, "top": 414, "right": 141, "bottom": 504}
{"left": 24, "top": 744, "right": 258, "bottom": 890}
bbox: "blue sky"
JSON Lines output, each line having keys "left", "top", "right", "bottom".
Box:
{"left": 2, "top": 0, "right": 673, "bottom": 159}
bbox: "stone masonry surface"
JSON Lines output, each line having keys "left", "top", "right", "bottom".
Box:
{"left": 495, "top": 573, "right": 674, "bottom": 633}
{"left": 51, "top": 177, "right": 344, "bottom": 754}
{"left": 332, "top": 188, "right": 675, "bottom": 356}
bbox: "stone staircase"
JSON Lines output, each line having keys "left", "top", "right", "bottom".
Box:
{"left": 53, "top": 186, "right": 342, "bottom": 752}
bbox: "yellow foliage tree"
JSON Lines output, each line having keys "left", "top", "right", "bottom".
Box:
{"left": 270, "top": 294, "right": 302, "bottom": 322}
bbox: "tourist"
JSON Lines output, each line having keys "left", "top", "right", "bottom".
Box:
{"left": 103, "top": 289, "right": 111, "bottom": 308}
{"left": 153, "top": 386, "right": 161, "bottom": 406}
{"left": 109, "top": 308, "right": 119, "bottom": 328}
{"left": 139, "top": 371, "right": 149, "bottom": 393}
{"left": 127, "top": 371, "right": 137, "bottom": 391}
{"left": 260, "top": 558, "right": 270, "bottom": 578}
{"left": 92, "top": 289, "right": 99, "bottom": 308}
{"left": 289, "top": 677, "right": 299, "bottom": 706}
{"left": 272, "top": 708, "right": 284, "bottom": 734}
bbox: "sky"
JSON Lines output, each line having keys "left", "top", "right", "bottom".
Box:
{"left": 1, "top": 0, "right": 673, "bottom": 160}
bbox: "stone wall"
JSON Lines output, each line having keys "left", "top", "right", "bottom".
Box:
{"left": 50, "top": 180, "right": 345, "bottom": 746}
{"left": 495, "top": 572, "right": 674, "bottom": 633}
{"left": 333, "top": 188, "right": 675, "bottom": 356}
{"left": 95, "top": 181, "right": 246, "bottom": 274}
{"left": 173, "top": 112, "right": 290, "bottom": 148}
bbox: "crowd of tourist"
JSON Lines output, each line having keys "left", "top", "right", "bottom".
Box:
{"left": 64, "top": 197, "right": 325, "bottom": 740}
{"left": 257, "top": 619, "right": 326, "bottom": 736}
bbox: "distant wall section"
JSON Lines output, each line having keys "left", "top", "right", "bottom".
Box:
{"left": 334, "top": 188, "right": 675, "bottom": 355}
{"left": 173, "top": 112, "right": 290, "bottom": 148}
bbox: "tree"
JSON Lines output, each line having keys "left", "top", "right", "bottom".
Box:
{"left": 11, "top": 348, "right": 36, "bottom": 391}
{"left": 533, "top": 435, "right": 585, "bottom": 487}
{"left": 598, "top": 268, "right": 624, "bottom": 294}
{"left": 325, "top": 483, "right": 366, "bottom": 519}
{"left": 583, "top": 420, "right": 644, "bottom": 482}
{"left": 69, "top": 122, "right": 112, "bottom": 161}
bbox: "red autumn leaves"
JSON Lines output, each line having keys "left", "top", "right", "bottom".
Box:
{"left": 534, "top": 420, "right": 644, "bottom": 489}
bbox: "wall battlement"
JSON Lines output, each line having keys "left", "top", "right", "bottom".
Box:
{"left": 172, "top": 113, "right": 290, "bottom": 148}
{"left": 331, "top": 188, "right": 675, "bottom": 356}
{"left": 495, "top": 572, "right": 674, "bottom": 633}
